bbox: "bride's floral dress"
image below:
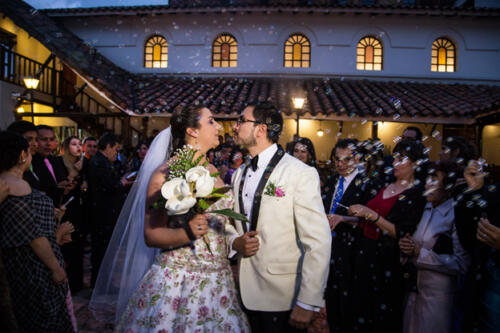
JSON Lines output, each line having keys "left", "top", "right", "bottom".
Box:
{"left": 116, "top": 194, "right": 250, "bottom": 333}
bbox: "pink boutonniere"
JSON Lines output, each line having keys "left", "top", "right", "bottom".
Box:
{"left": 264, "top": 182, "right": 285, "bottom": 197}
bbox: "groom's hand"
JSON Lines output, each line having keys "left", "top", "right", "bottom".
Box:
{"left": 233, "top": 231, "right": 259, "bottom": 257}
{"left": 289, "top": 304, "right": 314, "bottom": 330}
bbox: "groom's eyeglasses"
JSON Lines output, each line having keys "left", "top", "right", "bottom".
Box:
{"left": 235, "top": 116, "right": 261, "bottom": 126}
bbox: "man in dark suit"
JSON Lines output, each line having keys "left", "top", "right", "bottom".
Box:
{"left": 31, "top": 125, "right": 68, "bottom": 206}
{"left": 322, "top": 138, "right": 377, "bottom": 332}
{"left": 87, "top": 133, "right": 132, "bottom": 287}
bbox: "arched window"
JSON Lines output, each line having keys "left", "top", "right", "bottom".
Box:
{"left": 284, "top": 33, "right": 311, "bottom": 68}
{"left": 356, "top": 36, "right": 383, "bottom": 71}
{"left": 144, "top": 35, "right": 167, "bottom": 68}
{"left": 431, "top": 38, "right": 456, "bottom": 72}
{"left": 212, "top": 33, "right": 237, "bottom": 67}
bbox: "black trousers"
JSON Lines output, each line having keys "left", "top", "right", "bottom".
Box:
{"left": 61, "top": 236, "right": 84, "bottom": 293}
{"left": 245, "top": 308, "right": 306, "bottom": 333}
{"left": 90, "top": 226, "right": 113, "bottom": 287}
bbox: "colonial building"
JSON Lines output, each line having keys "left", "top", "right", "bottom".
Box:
{"left": 1, "top": 0, "right": 499, "bottom": 166}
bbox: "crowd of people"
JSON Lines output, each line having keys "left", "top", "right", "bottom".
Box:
{"left": 0, "top": 104, "right": 498, "bottom": 333}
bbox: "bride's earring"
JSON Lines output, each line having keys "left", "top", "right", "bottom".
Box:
{"left": 195, "top": 139, "right": 201, "bottom": 151}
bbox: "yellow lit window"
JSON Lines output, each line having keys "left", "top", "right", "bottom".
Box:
{"left": 356, "top": 36, "right": 383, "bottom": 71}
{"left": 144, "top": 35, "right": 167, "bottom": 68}
{"left": 284, "top": 33, "right": 311, "bottom": 68}
{"left": 431, "top": 38, "right": 456, "bottom": 72}
{"left": 212, "top": 34, "right": 237, "bottom": 67}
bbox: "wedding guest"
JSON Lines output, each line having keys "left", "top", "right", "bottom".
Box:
{"left": 400, "top": 161, "right": 470, "bottom": 333}
{"left": 216, "top": 143, "right": 232, "bottom": 180}
{"left": 440, "top": 136, "right": 478, "bottom": 167}
{"left": 323, "top": 138, "right": 377, "bottom": 332}
{"left": 454, "top": 160, "right": 500, "bottom": 332}
{"left": 207, "top": 148, "right": 216, "bottom": 164}
{"left": 7, "top": 120, "right": 40, "bottom": 188}
{"left": 82, "top": 137, "right": 98, "bottom": 169}
{"left": 87, "top": 133, "right": 132, "bottom": 287}
{"left": 32, "top": 125, "right": 68, "bottom": 206}
{"left": 0, "top": 179, "right": 18, "bottom": 332}
{"left": 348, "top": 139, "right": 427, "bottom": 332}
{"left": 293, "top": 137, "right": 317, "bottom": 168}
{"left": 58, "top": 136, "right": 85, "bottom": 293}
{"left": 127, "top": 139, "right": 150, "bottom": 173}
{"left": 402, "top": 126, "right": 423, "bottom": 143}
{"left": 224, "top": 148, "right": 244, "bottom": 185}
{"left": 0, "top": 131, "right": 73, "bottom": 332}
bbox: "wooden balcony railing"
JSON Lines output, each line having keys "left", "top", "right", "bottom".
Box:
{"left": 0, "top": 45, "right": 61, "bottom": 96}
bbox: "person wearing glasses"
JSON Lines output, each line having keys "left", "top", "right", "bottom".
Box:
{"left": 228, "top": 102, "right": 331, "bottom": 332}
{"left": 322, "top": 138, "right": 378, "bottom": 332}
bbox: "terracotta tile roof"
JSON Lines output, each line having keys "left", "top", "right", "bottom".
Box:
{"left": 131, "top": 76, "right": 500, "bottom": 123}
{"left": 3, "top": 1, "right": 499, "bottom": 125}
{"left": 1, "top": 0, "right": 136, "bottom": 111}
{"left": 41, "top": 1, "right": 500, "bottom": 17}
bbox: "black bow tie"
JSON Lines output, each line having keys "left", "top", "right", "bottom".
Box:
{"left": 250, "top": 155, "right": 259, "bottom": 172}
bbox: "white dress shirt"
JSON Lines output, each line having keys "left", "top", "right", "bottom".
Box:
{"left": 241, "top": 143, "right": 278, "bottom": 222}
{"left": 328, "top": 169, "right": 358, "bottom": 213}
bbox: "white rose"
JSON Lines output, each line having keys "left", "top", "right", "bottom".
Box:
{"left": 185, "top": 166, "right": 215, "bottom": 198}
{"left": 160, "top": 178, "right": 196, "bottom": 215}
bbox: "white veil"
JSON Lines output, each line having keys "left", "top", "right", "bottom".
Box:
{"left": 89, "top": 127, "right": 172, "bottom": 323}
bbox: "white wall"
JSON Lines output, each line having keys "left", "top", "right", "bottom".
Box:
{"left": 58, "top": 11, "right": 500, "bottom": 83}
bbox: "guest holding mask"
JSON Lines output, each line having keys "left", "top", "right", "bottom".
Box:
{"left": 58, "top": 136, "right": 85, "bottom": 293}
{"left": 0, "top": 131, "right": 73, "bottom": 332}
{"left": 400, "top": 161, "right": 470, "bottom": 333}
{"left": 348, "top": 139, "right": 427, "bottom": 332}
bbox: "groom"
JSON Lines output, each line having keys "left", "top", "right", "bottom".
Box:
{"left": 228, "top": 102, "right": 331, "bottom": 332}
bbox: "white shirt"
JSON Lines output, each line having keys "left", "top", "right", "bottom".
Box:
{"left": 231, "top": 143, "right": 319, "bottom": 312}
{"left": 241, "top": 143, "right": 278, "bottom": 223}
{"left": 329, "top": 169, "right": 359, "bottom": 213}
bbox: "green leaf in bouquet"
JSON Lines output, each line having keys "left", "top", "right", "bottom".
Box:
{"left": 210, "top": 172, "right": 220, "bottom": 178}
{"left": 211, "top": 186, "right": 231, "bottom": 195}
{"left": 211, "top": 209, "right": 248, "bottom": 222}
{"left": 151, "top": 197, "right": 167, "bottom": 210}
{"left": 197, "top": 199, "right": 210, "bottom": 211}
{"left": 208, "top": 193, "right": 229, "bottom": 199}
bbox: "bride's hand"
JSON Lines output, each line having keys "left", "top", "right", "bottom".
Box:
{"left": 189, "top": 214, "right": 209, "bottom": 239}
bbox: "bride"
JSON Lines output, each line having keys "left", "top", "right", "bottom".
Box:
{"left": 89, "top": 105, "right": 250, "bottom": 332}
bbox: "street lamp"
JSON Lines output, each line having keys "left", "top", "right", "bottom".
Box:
{"left": 316, "top": 120, "right": 324, "bottom": 137}
{"left": 23, "top": 76, "right": 40, "bottom": 89}
{"left": 292, "top": 97, "right": 305, "bottom": 136}
{"left": 23, "top": 76, "right": 39, "bottom": 122}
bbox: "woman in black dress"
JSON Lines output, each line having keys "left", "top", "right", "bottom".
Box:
{"left": 347, "top": 140, "right": 427, "bottom": 332}
{"left": 58, "top": 136, "right": 85, "bottom": 293}
{"left": 0, "top": 131, "right": 73, "bottom": 332}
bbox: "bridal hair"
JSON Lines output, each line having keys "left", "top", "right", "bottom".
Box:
{"left": 246, "top": 101, "right": 283, "bottom": 143}
{"left": 170, "top": 104, "right": 206, "bottom": 151}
